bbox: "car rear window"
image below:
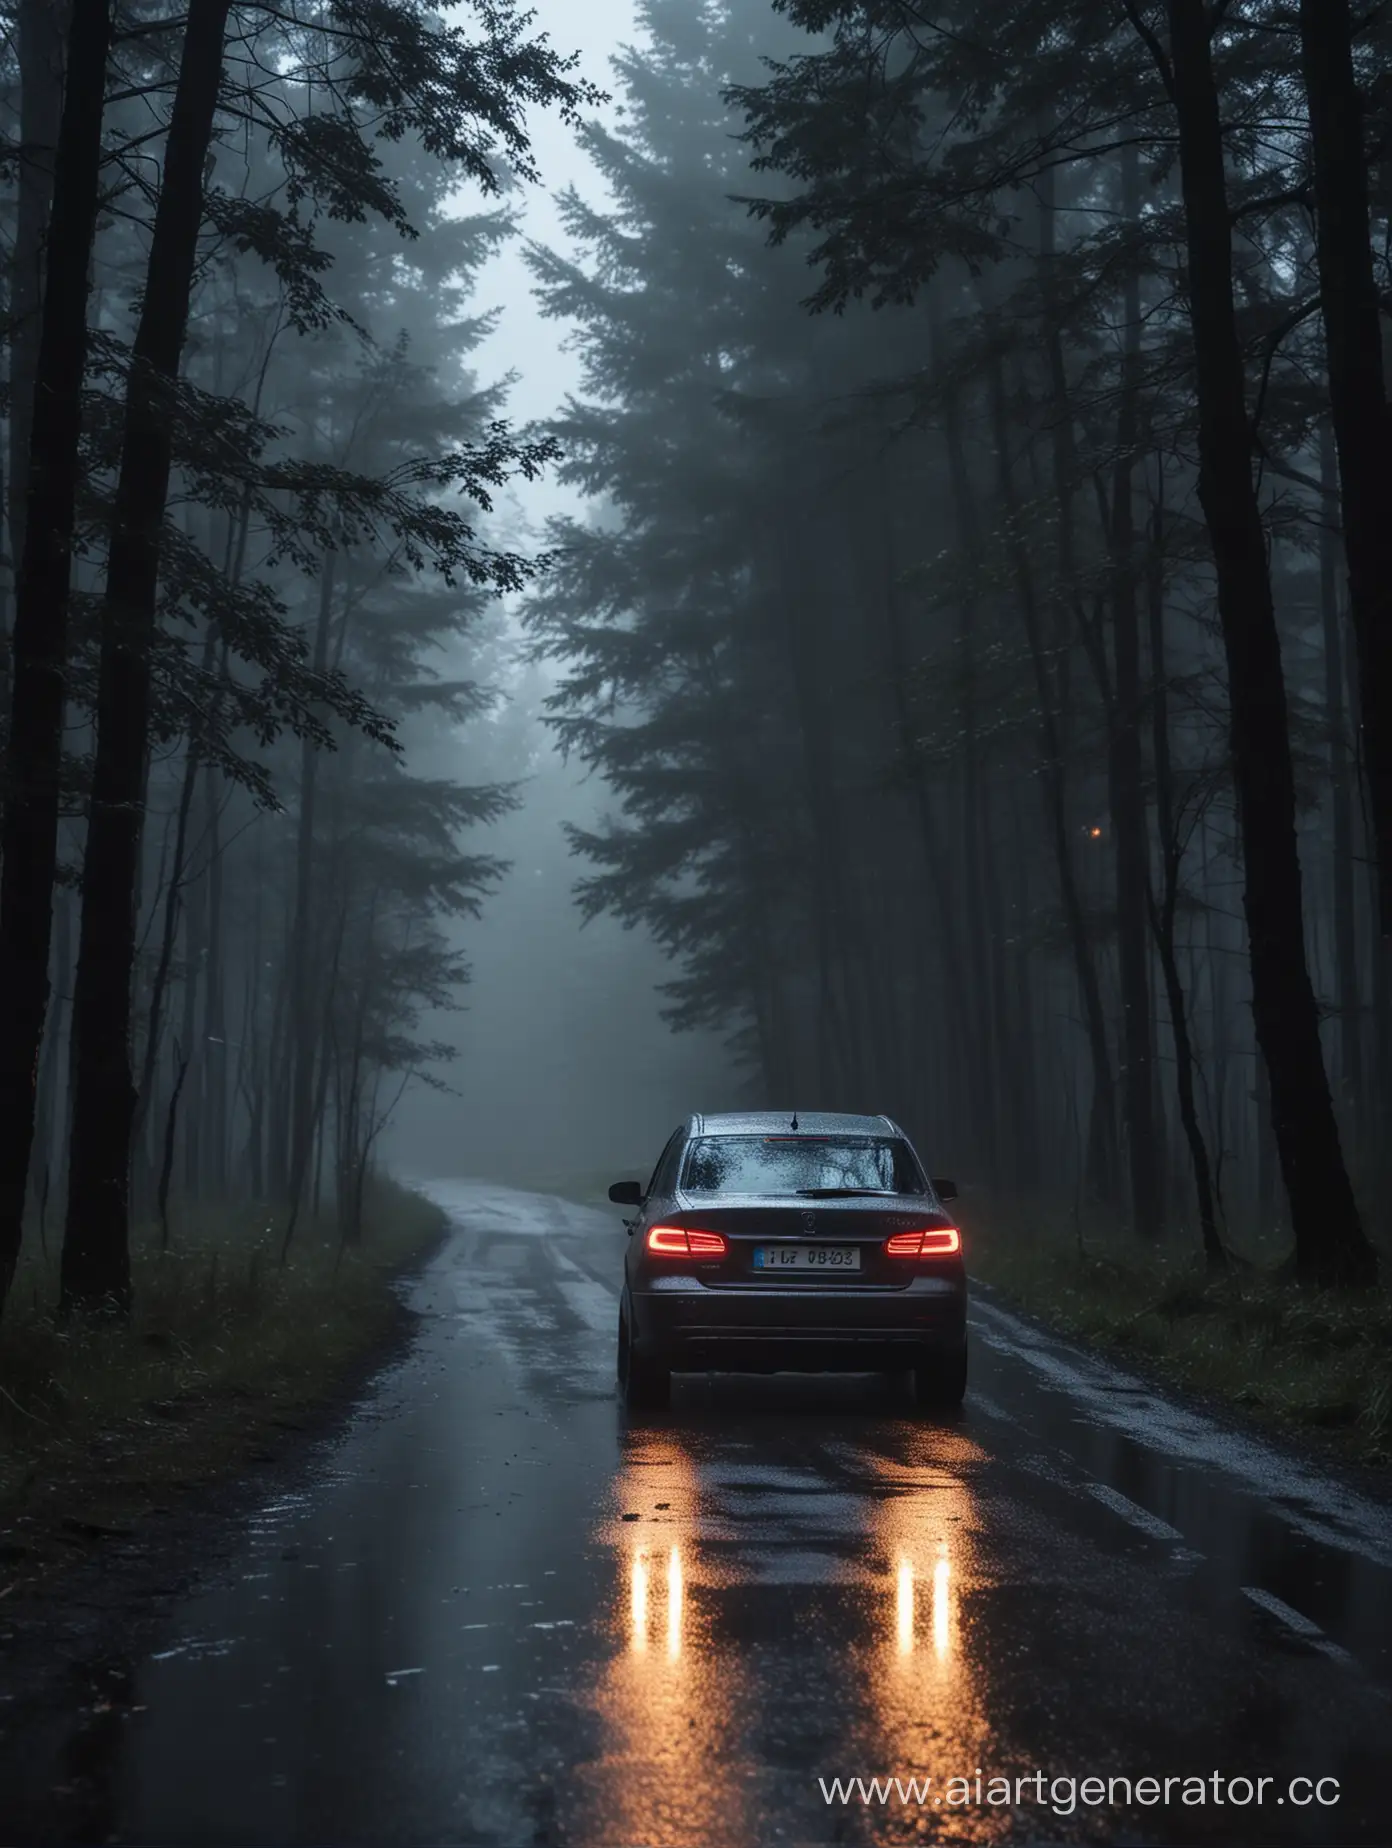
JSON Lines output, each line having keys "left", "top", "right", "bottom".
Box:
{"left": 680, "top": 1136, "right": 925, "bottom": 1196}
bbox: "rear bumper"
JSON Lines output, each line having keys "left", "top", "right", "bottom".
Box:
{"left": 631, "top": 1275, "right": 966, "bottom": 1373}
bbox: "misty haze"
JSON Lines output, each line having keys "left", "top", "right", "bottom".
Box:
{"left": 0, "top": 2, "right": 1388, "bottom": 1845}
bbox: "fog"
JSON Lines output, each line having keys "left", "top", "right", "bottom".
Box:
{"left": 381, "top": 713, "right": 732, "bottom": 1187}
{"left": 382, "top": 0, "right": 730, "bottom": 1187}
{"left": 3, "top": 6, "right": 1388, "bottom": 1830}
{"left": 2, "top": 0, "right": 1386, "bottom": 1304}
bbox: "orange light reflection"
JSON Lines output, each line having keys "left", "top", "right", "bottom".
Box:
{"left": 630, "top": 1547, "right": 648, "bottom": 1653}
{"left": 666, "top": 1546, "right": 683, "bottom": 1659}
{"left": 896, "top": 1557, "right": 914, "bottom": 1655}
{"left": 932, "top": 1545, "right": 951, "bottom": 1659}
{"left": 575, "top": 1436, "right": 756, "bottom": 1848}
{"left": 868, "top": 1454, "right": 1002, "bottom": 1840}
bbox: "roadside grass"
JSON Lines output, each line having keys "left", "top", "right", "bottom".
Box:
{"left": 0, "top": 1177, "right": 446, "bottom": 1582}
{"left": 962, "top": 1192, "right": 1392, "bottom": 1465}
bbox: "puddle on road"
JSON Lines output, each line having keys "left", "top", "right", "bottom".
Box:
{"left": 965, "top": 1310, "right": 1392, "bottom": 1689}
{"left": 563, "top": 1398, "right": 1387, "bottom": 1846}
{"left": 1, "top": 1204, "right": 1387, "bottom": 1847}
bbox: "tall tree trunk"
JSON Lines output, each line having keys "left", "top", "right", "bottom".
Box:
{"left": 1034, "top": 161, "right": 1117, "bottom": 1203}
{"left": 939, "top": 369, "right": 1029, "bottom": 1184}
{"left": 932, "top": 365, "right": 1000, "bottom": 1176}
{"left": 201, "top": 763, "right": 228, "bottom": 1194}
{"left": 284, "top": 553, "right": 336, "bottom": 1227}
{"left": 770, "top": 523, "right": 860, "bottom": 1101}
{"left": 177, "top": 830, "right": 206, "bottom": 1198}
{"left": 1146, "top": 496, "right": 1223, "bottom": 1269}
{"left": 236, "top": 838, "right": 269, "bottom": 1203}
{"left": 1298, "top": 0, "right": 1392, "bottom": 943}
{"left": 989, "top": 350, "right": 1118, "bottom": 1207}
{"left": 62, "top": 0, "right": 233, "bottom": 1315}
{"left": 1373, "top": 890, "right": 1392, "bottom": 1194}
{"left": 157, "top": 1041, "right": 189, "bottom": 1254}
{"left": 1254, "top": 1050, "right": 1276, "bottom": 1235}
{"left": 282, "top": 895, "right": 349, "bottom": 1263}
{"left": 1005, "top": 776, "right": 1043, "bottom": 1192}
{"left": 1162, "top": 0, "right": 1375, "bottom": 1286}
{"left": 265, "top": 926, "right": 293, "bottom": 1197}
{"left": 1320, "top": 426, "right": 1363, "bottom": 1137}
{"left": 867, "top": 463, "right": 979, "bottom": 1143}
{"left": 1109, "top": 143, "right": 1160, "bottom": 1238}
{"left": 238, "top": 952, "right": 266, "bottom": 1200}
{"left": 44, "top": 884, "right": 76, "bottom": 1223}
{"left": 30, "top": 878, "right": 73, "bottom": 1247}
{"left": 1197, "top": 813, "right": 1232, "bottom": 1223}
{"left": 0, "top": 0, "right": 114, "bottom": 1325}
{"left": 8, "top": 0, "right": 71, "bottom": 603}
{"left": 58, "top": 877, "right": 82, "bottom": 1231}
{"left": 334, "top": 913, "right": 381, "bottom": 1251}
{"left": 982, "top": 785, "right": 1035, "bottom": 1189}
{"left": 135, "top": 734, "right": 202, "bottom": 1148}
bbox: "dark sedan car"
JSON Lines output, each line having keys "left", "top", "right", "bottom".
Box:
{"left": 610, "top": 1111, "right": 966, "bottom": 1411}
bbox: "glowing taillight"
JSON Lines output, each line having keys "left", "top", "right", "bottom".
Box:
{"left": 646, "top": 1226, "right": 690, "bottom": 1254}
{"left": 646, "top": 1225, "right": 727, "bottom": 1257}
{"left": 884, "top": 1226, "right": 961, "bottom": 1258}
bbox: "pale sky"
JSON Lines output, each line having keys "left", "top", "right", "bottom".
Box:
{"left": 459, "top": 0, "right": 641, "bottom": 533}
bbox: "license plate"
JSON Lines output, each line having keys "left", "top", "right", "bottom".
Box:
{"left": 752, "top": 1246, "right": 861, "bottom": 1271}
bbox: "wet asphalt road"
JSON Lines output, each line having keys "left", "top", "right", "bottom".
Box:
{"left": 3, "top": 1181, "right": 1390, "bottom": 1847}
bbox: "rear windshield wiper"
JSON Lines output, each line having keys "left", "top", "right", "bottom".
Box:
{"left": 794, "top": 1187, "right": 899, "bottom": 1198}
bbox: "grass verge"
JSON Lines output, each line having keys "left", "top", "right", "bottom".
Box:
{"left": 0, "top": 1175, "right": 447, "bottom": 1591}
{"left": 963, "top": 1193, "right": 1391, "bottom": 1466}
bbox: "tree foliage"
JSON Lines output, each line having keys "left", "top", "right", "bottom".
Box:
{"left": 527, "top": 0, "right": 1388, "bottom": 1284}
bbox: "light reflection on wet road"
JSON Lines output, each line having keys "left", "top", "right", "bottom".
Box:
{"left": 2, "top": 1179, "right": 1389, "bottom": 1845}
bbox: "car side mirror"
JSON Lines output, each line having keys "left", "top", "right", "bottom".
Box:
{"left": 932, "top": 1177, "right": 958, "bottom": 1203}
{"left": 608, "top": 1179, "right": 643, "bottom": 1206}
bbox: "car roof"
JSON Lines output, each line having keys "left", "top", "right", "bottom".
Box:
{"left": 688, "top": 1111, "right": 903, "bottom": 1138}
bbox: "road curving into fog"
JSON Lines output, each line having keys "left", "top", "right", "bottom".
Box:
{"left": 3, "top": 1180, "right": 1389, "bottom": 1845}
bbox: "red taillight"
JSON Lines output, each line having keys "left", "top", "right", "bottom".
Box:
{"left": 646, "top": 1226, "right": 690, "bottom": 1254}
{"left": 884, "top": 1226, "right": 961, "bottom": 1258}
{"left": 646, "top": 1225, "right": 727, "bottom": 1257}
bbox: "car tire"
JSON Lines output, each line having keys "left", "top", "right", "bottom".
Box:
{"left": 914, "top": 1342, "right": 967, "bottom": 1412}
{"left": 619, "top": 1302, "right": 671, "bottom": 1410}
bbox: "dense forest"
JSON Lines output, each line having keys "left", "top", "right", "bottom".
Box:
{"left": 527, "top": 0, "right": 1390, "bottom": 1289}
{"left": 0, "top": 0, "right": 1388, "bottom": 1338}
{"left": 0, "top": 0, "right": 597, "bottom": 1325}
